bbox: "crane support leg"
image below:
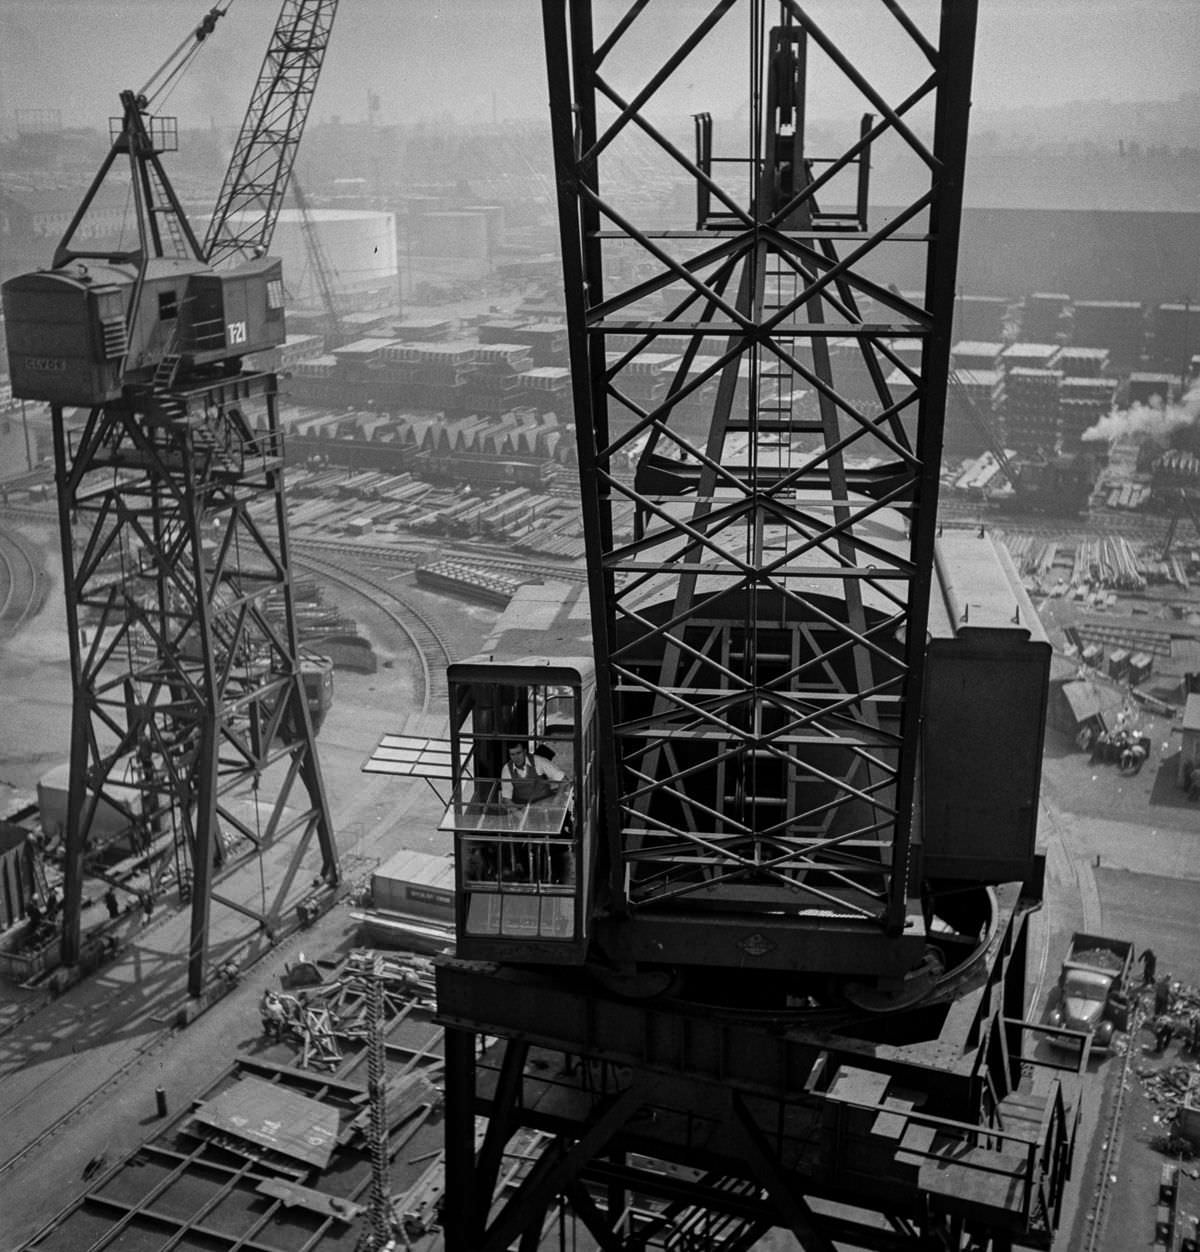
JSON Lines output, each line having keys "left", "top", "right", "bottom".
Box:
{"left": 437, "top": 889, "right": 1082, "bottom": 1251}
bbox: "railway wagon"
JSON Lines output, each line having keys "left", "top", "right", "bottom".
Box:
{"left": 417, "top": 450, "right": 553, "bottom": 491}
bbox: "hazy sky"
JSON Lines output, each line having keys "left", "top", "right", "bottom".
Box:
{"left": 1, "top": 0, "right": 1198, "bottom": 133}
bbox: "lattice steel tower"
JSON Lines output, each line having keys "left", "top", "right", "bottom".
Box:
{"left": 2, "top": 2, "right": 341, "bottom": 997}
{"left": 435, "top": 3, "right": 1082, "bottom": 1249}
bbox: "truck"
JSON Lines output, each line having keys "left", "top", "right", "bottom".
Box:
{"left": 349, "top": 847, "right": 456, "bottom": 955}
{"left": 1045, "top": 931, "right": 1134, "bottom": 1054}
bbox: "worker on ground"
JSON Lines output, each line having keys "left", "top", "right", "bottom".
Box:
{"left": 1188, "top": 1012, "right": 1200, "bottom": 1055}
{"left": 25, "top": 896, "right": 44, "bottom": 934}
{"left": 1154, "top": 975, "right": 1172, "bottom": 1016}
{"left": 1139, "top": 947, "right": 1157, "bottom": 986}
{"left": 1153, "top": 1015, "right": 1174, "bottom": 1054}
{"left": 1120, "top": 740, "right": 1147, "bottom": 774}
{"left": 261, "top": 990, "right": 287, "bottom": 1041}
{"left": 44, "top": 887, "right": 60, "bottom": 923}
{"left": 103, "top": 886, "right": 121, "bottom": 920}
{"left": 140, "top": 891, "right": 154, "bottom": 924}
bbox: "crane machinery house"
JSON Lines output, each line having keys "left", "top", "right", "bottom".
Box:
{"left": 2, "top": 255, "right": 286, "bottom": 408}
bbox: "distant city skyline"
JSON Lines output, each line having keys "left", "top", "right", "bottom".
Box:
{"left": 1, "top": 1, "right": 1198, "bottom": 137}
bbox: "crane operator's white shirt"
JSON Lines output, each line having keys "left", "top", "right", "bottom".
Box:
{"left": 500, "top": 751, "right": 565, "bottom": 804}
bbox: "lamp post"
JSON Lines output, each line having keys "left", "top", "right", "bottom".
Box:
{"left": 21, "top": 399, "right": 34, "bottom": 470}
{"left": 1183, "top": 295, "right": 1193, "bottom": 393}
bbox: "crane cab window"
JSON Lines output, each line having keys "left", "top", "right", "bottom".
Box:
{"left": 441, "top": 658, "right": 596, "bottom": 957}
{"left": 158, "top": 290, "right": 179, "bottom": 321}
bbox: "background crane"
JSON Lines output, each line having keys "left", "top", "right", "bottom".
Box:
{"left": 1160, "top": 484, "right": 1200, "bottom": 563}
{"left": 432, "top": 3, "right": 1083, "bottom": 1248}
{"left": 205, "top": 0, "right": 341, "bottom": 268}
{"left": 949, "top": 367, "right": 1021, "bottom": 494}
{"left": 1, "top": 0, "right": 341, "bottom": 997}
{"left": 291, "top": 175, "right": 349, "bottom": 347}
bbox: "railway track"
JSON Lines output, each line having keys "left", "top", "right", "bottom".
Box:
{"left": 294, "top": 551, "right": 456, "bottom": 713}
{"left": 1082, "top": 998, "right": 1143, "bottom": 1252}
{"left": 3, "top": 487, "right": 1183, "bottom": 549}
{"left": 292, "top": 534, "right": 590, "bottom": 584}
{"left": 0, "top": 523, "right": 43, "bottom": 635}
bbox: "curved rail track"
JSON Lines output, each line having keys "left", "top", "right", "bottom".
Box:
{"left": 0, "top": 523, "right": 43, "bottom": 636}
{"left": 293, "top": 534, "right": 590, "bottom": 584}
{"left": 294, "top": 551, "right": 457, "bottom": 713}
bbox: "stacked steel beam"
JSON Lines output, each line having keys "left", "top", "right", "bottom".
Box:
{"left": 1072, "top": 534, "right": 1147, "bottom": 590}
{"left": 952, "top": 294, "right": 1010, "bottom": 341}
{"left": 1060, "top": 375, "right": 1119, "bottom": 453}
{"left": 1128, "top": 372, "right": 1179, "bottom": 406}
{"left": 1071, "top": 300, "right": 1146, "bottom": 370}
{"left": 951, "top": 339, "right": 1005, "bottom": 371}
{"left": 1151, "top": 302, "right": 1198, "bottom": 373}
{"left": 946, "top": 366, "right": 1005, "bottom": 456}
{"left": 1057, "top": 346, "right": 1111, "bottom": 377}
{"left": 1003, "top": 365, "right": 1063, "bottom": 453}
{"left": 1021, "top": 292, "right": 1071, "bottom": 343}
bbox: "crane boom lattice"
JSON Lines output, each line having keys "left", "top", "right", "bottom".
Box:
{"left": 205, "top": 0, "right": 340, "bottom": 268}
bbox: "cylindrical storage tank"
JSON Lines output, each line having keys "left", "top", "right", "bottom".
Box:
{"left": 225, "top": 209, "right": 398, "bottom": 306}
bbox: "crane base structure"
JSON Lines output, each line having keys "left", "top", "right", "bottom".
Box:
{"left": 437, "top": 886, "right": 1081, "bottom": 1252}
{"left": 49, "top": 369, "right": 338, "bottom": 996}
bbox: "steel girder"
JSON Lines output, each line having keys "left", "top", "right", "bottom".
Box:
{"left": 52, "top": 374, "right": 338, "bottom": 996}
{"left": 437, "top": 889, "right": 1081, "bottom": 1251}
{"left": 204, "top": 0, "right": 340, "bottom": 268}
{"left": 544, "top": 0, "right": 977, "bottom": 944}
{"left": 53, "top": 91, "right": 204, "bottom": 273}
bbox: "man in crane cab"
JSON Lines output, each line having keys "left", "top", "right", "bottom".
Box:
{"left": 496, "top": 742, "right": 573, "bottom": 887}
{"left": 499, "top": 742, "right": 565, "bottom": 809}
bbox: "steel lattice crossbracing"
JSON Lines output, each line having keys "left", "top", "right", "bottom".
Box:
{"left": 21, "top": 82, "right": 342, "bottom": 995}
{"left": 0, "top": 1, "right": 347, "bottom": 996}
{"left": 53, "top": 375, "right": 339, "bottom": 994}
{"left": 204, "top": 0, "right": 341, "bottom": 269}
{"left": 546, "top": 0, "right": 975, "bottom": 938}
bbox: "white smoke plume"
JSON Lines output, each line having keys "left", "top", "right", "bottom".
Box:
{"left": 1081, "top": 383, "right": 1200, "bottom": 443}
